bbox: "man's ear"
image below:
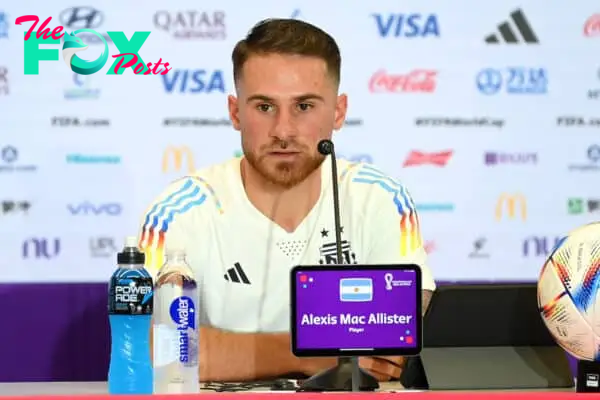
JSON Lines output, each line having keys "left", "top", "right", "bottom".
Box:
{"left": 228, "top": 95, "right": 241, "bottom": 131}
{"left": 333, "top": 94, "right": 348, "bottom": 131}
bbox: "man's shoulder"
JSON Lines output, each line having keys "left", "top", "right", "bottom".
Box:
{"left": 339, "top": 160, "right": 410, "bottom": 199}
{"left": 144, "top": 158, "right": 239, "bottom": 220}
{"left": 337, "top": 160, "right": 417, "bottom": 218}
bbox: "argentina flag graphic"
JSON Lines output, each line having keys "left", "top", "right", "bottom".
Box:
{"left": 339, "top": 278, "right": 373, "bottom": 302}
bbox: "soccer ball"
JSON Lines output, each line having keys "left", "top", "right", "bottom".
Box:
{"left": 537, "top": 222, "right": 600, "bottom": 361}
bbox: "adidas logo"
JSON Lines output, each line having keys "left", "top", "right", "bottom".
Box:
{"left": 485, "top": 9, "right": 539, "bottom": 44}
{"left": 223, "top": 262, "right": 251, "bottom": 285}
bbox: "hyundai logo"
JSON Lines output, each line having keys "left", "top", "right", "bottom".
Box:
{"left": 59, "top": 7, "right": 104, "bottom": 29}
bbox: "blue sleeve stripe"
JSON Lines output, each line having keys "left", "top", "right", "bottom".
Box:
{"left": 141, "top": 178, "right": 206, "bottom": 234}
{"left": 352, "top": 166, "right": 415, "bottom": 217}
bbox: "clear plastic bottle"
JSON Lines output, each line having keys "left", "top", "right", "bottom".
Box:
{"left": 107, "top": 236, "right": 153, "bottom": 394}
{"left": 153, "top": 248, "right": 199, "bottom": 394}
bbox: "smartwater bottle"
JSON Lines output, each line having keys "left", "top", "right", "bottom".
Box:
{"left": 153, "top": 248, "right": 199, "bottom": 394}
{"left": 107, "top": 236, "right": 153, "bottom": 394}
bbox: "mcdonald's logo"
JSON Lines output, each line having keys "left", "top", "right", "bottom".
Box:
{"left": 162, "top": 146, "right": 195, "bottom": 173}
{"left": 495, "top": 193, "right": 527, "bottom": 221}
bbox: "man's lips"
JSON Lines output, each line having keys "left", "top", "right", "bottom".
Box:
{"left": 268, "top": 151, "right": 301, "bottom": 155}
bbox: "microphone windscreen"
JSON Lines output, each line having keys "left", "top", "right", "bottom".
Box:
{"left": 317, "top": 139, "right": 333, "bottom": 155}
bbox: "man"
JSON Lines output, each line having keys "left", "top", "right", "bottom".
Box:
{"left": 138, "top": 18, "right": 436, "bottom": 383}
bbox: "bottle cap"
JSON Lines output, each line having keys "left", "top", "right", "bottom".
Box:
{"left": 117, "top": 236, "right": 145, "bottom": 265}
{"left": 165, "top": 245, "right": 186, "bottom": 256}
{"left": 124, "top": 236, "right": 138, "bottom": 248}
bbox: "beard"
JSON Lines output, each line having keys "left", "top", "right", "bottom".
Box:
{"left": 242, "top": 138, "right": 325, "bottom": 189}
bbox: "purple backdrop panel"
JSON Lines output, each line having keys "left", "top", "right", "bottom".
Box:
{"left": 0, "top": 282, "right": 579, "bottom": 382}
{"left": 0, "top": 283, "right": 110, "bottom": 382}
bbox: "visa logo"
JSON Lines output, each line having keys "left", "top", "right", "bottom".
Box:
{"left": 372, "top": 13, "right": 440, "bottom": 38}
{"left": 67, "top": 202, "right": 122, "bottom": 216}
{"left": 162, "top": 69, "right": 226, "bottom": 93}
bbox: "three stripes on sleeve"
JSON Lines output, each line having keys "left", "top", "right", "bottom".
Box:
{"left": 138, "top": 178, "right": 208, "bottom": 274}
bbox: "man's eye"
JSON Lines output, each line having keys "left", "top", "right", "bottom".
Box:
{"left": 298, "top": 103, "right": 313, "bottom": 111}
{"left": 257, "top": 104, "right": 273, "bottom": 112}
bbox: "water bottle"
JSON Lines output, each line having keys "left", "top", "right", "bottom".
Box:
{"left": 107, "top": 236, "right": 154, "bottom": 394}
{"left": 153, "top": 248, "right": 199, "bottom": 394}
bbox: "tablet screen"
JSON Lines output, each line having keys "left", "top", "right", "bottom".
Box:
{"left": 291, "top": 265, "right": 422, "bottom": 357}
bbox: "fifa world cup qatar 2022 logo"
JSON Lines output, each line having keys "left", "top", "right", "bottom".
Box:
{"left": 15, "top": 15, "right": 172, "bottom": 75}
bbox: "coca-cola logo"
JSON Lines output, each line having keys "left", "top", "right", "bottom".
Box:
{"left": 369, "top": 69, "right": 437, "bottom": 93}
{"left": 584, "top": 14, "right": 600, "bottom": 37}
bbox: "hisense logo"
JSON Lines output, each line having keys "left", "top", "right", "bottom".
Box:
{"left": 416, "top": 203, "right": 454, "bottom": 212}
{"left": 66, "top": 154, "right": 120, "bottom": 164}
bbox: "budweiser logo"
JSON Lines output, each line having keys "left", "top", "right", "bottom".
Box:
{"left": 403, "top": 150, "right": 453, "bottom": 167}
{"left": 369, "top": 69, "right": 437, "bottom": 93}
{"left": 584, "top": 14, "right": 600, "bottom": 37}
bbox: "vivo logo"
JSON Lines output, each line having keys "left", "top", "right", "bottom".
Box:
{"left": 22, "top": 238, "right": 61, "bottom": 259}
{"left": 67, "top": 202, "right": 122, "bottom": 216}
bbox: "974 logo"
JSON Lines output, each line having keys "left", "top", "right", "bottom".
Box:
{"left": 15, "top": 15, "right": 172, "bottom": 76}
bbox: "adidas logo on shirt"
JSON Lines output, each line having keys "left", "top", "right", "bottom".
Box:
{"left": 224, "top": 262, "right": 251, "bottom": 285}
{"left": 484, "top": 9, "right": 539, "bottom": 44}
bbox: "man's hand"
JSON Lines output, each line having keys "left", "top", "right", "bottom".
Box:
{"left": 359, "top": 356, "right": 404, "bottom": 381}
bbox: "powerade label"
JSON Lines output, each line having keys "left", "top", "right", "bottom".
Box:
{"left": 108, "top": 268, "right": 153, "bottom": 315}
{"left": 169, "top": 296, "right": 196, "bottom": 363}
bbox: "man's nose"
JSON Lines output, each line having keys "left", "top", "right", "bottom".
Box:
{"left": 270, "top": 109, "right": 297, "bottom": 140}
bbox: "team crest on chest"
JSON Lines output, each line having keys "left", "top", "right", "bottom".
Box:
{"left": 318, "top": 226, "right": 357, "bottom": 265}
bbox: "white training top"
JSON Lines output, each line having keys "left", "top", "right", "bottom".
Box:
{"left": 138, "top": 156, "right": 436, "bottom": 333}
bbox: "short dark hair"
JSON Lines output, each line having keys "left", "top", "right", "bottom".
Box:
{"left": 232, "top": 18, "right": 341, "bottom": 87}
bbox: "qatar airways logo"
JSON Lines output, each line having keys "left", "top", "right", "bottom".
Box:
{"left": 403, "top": 150, "right": 453, "bottom": 167}
{"left": 369, "top": 69, "right": 437, "bottom": 93}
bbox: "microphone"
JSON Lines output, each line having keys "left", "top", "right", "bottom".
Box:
{"left": 317, "top": 140, "right": 334, "bottom": 157}
{"left": 299, "top": 140, "right": 379, "bottom": 392}
{"left": 317, "top": 139, "right": 343, "bottom": 266}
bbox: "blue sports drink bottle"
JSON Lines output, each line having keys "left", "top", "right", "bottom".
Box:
{"left": 107, "top": 236, "right": 154, "bottom": 394}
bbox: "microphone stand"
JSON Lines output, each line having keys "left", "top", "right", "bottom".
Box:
{"left": 297, "top": 140, "right": 379, "bottom": 392}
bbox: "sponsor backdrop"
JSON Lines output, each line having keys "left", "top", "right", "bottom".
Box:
{"left": 0, "top": 0, "right": 599, "bottom": 381}
{"left": 1, "top": 1, "right": 598, "bottom": 283}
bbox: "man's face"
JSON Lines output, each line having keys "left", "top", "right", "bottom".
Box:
{"left": 228, "top": 53, "right": 347, "bottom": 188}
